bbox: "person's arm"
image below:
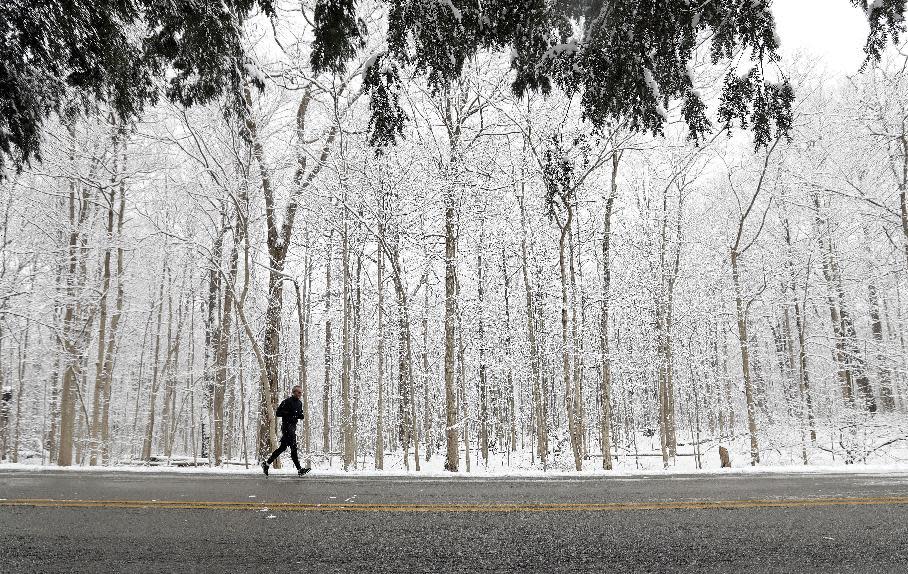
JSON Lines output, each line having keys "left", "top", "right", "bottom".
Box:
{"left": 275, "top": 399, "right": 288, "bottom": 419}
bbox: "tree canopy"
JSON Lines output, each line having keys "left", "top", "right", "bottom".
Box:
{"left": 0, "top": 0, "right": 272, "bottom": 171}
{"left": 1, "top": 0, "right": 905, "bottom": 172}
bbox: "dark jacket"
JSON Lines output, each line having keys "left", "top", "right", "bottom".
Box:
{"left": 275, "top": 396, "right": 304, "bottom": 435}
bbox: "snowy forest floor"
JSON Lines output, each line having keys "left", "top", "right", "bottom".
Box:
{"left": 0, "top": 448, "right": 908, "bottom": 477}
{"left": 3, "top": 461, "right": 908, "bottom": 479}
{"left": 7, "top": 422, "right": 907, "bottom": 476}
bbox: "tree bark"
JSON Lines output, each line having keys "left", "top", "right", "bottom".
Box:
{"left": 202, "top": 209, "right": 226, "bottom": 462}
{"left": 141, "top": 268, "right": 167, "bottom": 461}
{"left": 375, "top": 194, "right": 387, "bottom": 470}
{"left": 868, "top": 277, "right": 895, "bottom": 411}
{"left": 443, "top": 189, "right": 460, "bottom": 471}
{"left": 294, "top": 251, "right": 313, "bottom": 468}
{"left": 58, "top": 122, "right": 94, "bottom": 466}
{"left": 556, "top": 203, "right": 583, "bottom": 472}
{"left": 160, "top": 290, "right": 185, "bottom": 459}
{"left": 322, "top": 231, "right": 334, "bottom": 457}
{"left": 500, "top": 248, "right": 517, "bottom": 455}
{"left": 811, "top": 192, "right": 876, "bottom": 411}
{"left": 89, "top": 137, "right": 118, "bottom": 465}
{"left": 599, "top": 152, "right": 619, "bottom": 470}
{"left": 518, "top": 194, "right": 547, "bottom": 464}
{"left": 731, "top": 250, "right": 761, "bottom": 465}
{"left": 213, "top": 234, "right": 239, "bottom": 465}
{"left": 655, "top": 183, "right": 681, "bottom": 466}
{"left": 100, "top": 167, "right": 127, "bottom": 464}
{"left": 477, "top": 219, "right": 489, "bottom": 466}
{"left": 727, "top": 139, "right": 779, "bottom": 466}
{"left": 341, "top": 211, "right": 354, "bottom": 470}
{"left": 898, "top": 135, "right": 908, "bottom": 271}
{"left": 421, "top": 268, "right": 433, "bottom": 461}
{"left": 387, "top": 223, "right": 418, "bottom": 471}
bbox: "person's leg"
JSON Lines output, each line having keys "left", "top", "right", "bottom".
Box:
{"left": 289, "top": 440, "right": 302, "bottom": 471}
{"left": 266, "top": 440, "right": 288, "bottom": 465}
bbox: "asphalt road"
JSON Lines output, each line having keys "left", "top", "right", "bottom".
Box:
{"left": 1, "top": 468, "right": 907, "bottom": 573}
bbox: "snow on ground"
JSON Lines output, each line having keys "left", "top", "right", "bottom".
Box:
{"left": 6, "top": 424, "right": 906, "bottom": 478}
{"left": 2, "top": 460, "right": 908, "bottom": 478}
{"left": 4, "top": 450, "right": 907, "bottom": 478}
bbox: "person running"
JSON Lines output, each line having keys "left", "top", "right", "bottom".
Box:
{"left": 261, "top": 385, "right": 310, "bottom": 476}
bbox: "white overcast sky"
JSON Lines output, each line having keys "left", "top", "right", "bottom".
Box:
{"left": 771, "top": 0, "right": 870, "bottom": 75}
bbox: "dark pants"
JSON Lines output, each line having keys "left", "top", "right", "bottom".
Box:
{"left": 265, "top": 431, "right": 301, "bottom": 470}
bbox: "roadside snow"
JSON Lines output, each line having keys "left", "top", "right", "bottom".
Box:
{"left": 2, "top": 460, "right": 907, "bottom": 478}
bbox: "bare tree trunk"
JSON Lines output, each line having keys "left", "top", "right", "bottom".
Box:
{"left": 386, "top": 222, "right": 418, "bottom": 471}
{"left": 731, "top": 250, "right": 761, "bottom": 465}
{"left": 58, "top": 124, "right": 93, "bottom": 466}
{"left": 234, "top": 305, "right": 277, "bottom": 467}
{"left": 141, "top": 269, "right": 167, "bottom": 461}
{"left": 12, "top": 312, "right": 31, "bottom": 463}
{"left": 213, "top": 233, "right": 239, "bottom": 465}
{"left": 161, "top": 290, "right": 186, "bottom": 459}
{"left": 477, "top": 220, "right": 489, "bottom": 466}
{"left": 868, "top": 277, "right": 895, "bottom": 411}
{"left": 890, "top": 280, "right": 908, "bottom": 411}
{"left": 224, "top": 358, "right": 235, "bottom": 462}
{"left": 599, "top": 153, "right": 619, "bottom": 470}
{"left": 793, "top": 296, "right": 817, "bottom": 440}
{"left": 57, "top": 131, "right": 78, "bottom": 467}
{"left": 518, "top": 194, "right": 547, "bottom": 464}
{"left": 353, "top": 244, "right": 363, "bottom": 468}
{"left": 556, "top": 203, "right": 583, "bottom": 472}
{"left": 728, "top": 139, "right": 779, "bottom": 466}
{"left": 323, "top": 232, "right": 334, "bottom": 458}
{"left": 821, "top": 243, "right": 853, "bottom": 406}
{"left": 262, "top": 261, "right": 284, "bottom": 460}
{"left": 236, "top": 323, "right": 249, "bottom": 467}
{"left": 812, "top": 192, "right": 853, "bottom": 406}
{"left": 294, "top": 251, "right": 313, "bottom": 468}
{"left": 341, "top": 211, "right": 354, "bottom": 470}
{"left": 782, "top": 219, "right": 816, "bottom": 443}
{"left": 0, "top": 327, "right": 7, "bottom": 460}
{"left": 567, "top": 213, "right": 585, "bottom": 459}
{"left": 421, "top": 268, "right": 433, "bottom": 462}
{"left": 834, "top": 264, "right": 876, "bottom": 412}
{"left": 811, "top": 192, "right": 876, "bottom": 411}
{"left": 74, "top": 370, "right": 86, "bottom": 464}
{"left": 100, "top": 171, "right": 127, "bottom": 464}
{"left": 898, "top": 135, "right": 908, "bottom": 271}
{"left": 500, "top": 249, "right": 517, "bottom": 455}
{"left": 129, "top": 287, "right": 155, "bottom": 459}
{"left": 202, "top": 208, "right": 226, "bottom": 462}
{"left": 443, "top": 190, "right": 459, "bottom": 471}
{"left": 375, "top": 199, "right": 386, "bottom": 470}
{"left": 773, "top": 302, "right": 806, "bottom": 462}
{"left": 89, "top": 154, "right": 117, "bottom": 465}
{"left": 456, "top": 295, "right": 471, "bottom": 473}
{"left": 47, "top": 337, "right": 61, "bottom": 463}
{"left": 188, "top": 297, "right": 199, "bottom": 466}
{"left": 656, "top": 184, "right": 681, "bottom": 463}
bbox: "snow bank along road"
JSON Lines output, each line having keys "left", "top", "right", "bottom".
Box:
{"left": 1, "top": 469, "right": 906, "bottom": 572}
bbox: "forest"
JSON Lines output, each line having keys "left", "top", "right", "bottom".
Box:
{"left": 0, "top": 2, "right": 906, "bottom": 473}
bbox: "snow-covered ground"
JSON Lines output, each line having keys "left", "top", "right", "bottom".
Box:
{"left": 3, "top": 459, "right": 908, "bottom": 478}
{"left": 4, "top": 443, "right": 907, "bottom": 478}
{"left": 7, "top": 417, "right": 906, "bottom": 477}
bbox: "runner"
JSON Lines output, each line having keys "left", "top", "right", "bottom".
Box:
{"left": 261, "top": 385, "right": 310, "bottom": 476}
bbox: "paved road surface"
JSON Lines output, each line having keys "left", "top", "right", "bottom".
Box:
{"left": 1, "top": 468, "right": 907, "bottom": 572}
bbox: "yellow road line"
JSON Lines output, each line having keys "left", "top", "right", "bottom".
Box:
{"left": 1, "top": 496, "right": 907, "bottom": 512}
